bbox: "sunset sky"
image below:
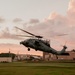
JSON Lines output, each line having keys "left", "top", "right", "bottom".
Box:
{"left": 0, "top": 0, "right": 75, "bottom": 56}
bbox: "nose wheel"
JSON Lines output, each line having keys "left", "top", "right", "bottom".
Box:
{"left": 28, "top": 48, "right": 30, "bottom": 51}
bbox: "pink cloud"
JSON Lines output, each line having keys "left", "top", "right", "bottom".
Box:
{"left": 29, "top": 19, "right": 39, "bottom": 24}
{"left": 67, "top": 0, "right": 75, "bottom": 26}
{"left": 0, "top": 17, "right": 5, "bottom": 23}
{"left": 13, "top": 18, "right": 23, "bottom": 23}
{"left": 0, "top": 27, "right": 23, "bottom": 40}
{"left": 0, "top": 43, "right": 42, "bottom": 55}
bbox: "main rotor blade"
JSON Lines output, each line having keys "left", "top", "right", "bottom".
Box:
{"left": 15, "top": 27, "right": 35, "bottom": 36}
{"left": 15, "top": 35, "right": 33, "bottom": 37}
{"left": 15, "top": 27, "right": 43, "bottom": 38}
{"left": 56, "top": 34, "right": 68, "bottom": 36}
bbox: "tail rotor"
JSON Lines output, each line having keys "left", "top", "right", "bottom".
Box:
{"left": 60, "top": 41, "right": 67, "bottom": 49}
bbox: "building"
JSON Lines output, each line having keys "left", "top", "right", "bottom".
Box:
{"left": 0, "top": 57, "right": 12, "bottom": 62}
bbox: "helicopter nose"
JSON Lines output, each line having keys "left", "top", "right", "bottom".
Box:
{"left": 20, "top": 40, "right": 29, "bottom": 47}
{"left": 20, "top": 41, "right": 24, "bottom": 44}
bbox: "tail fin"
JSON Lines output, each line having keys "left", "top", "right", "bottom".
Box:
{"left": 57, "top": 45, "right": 68, "bottom": 55}
{"left": 60, "top": 45, "right": 67, "bottom": 53}
{"left": 60, "top": 46, "right": 69, "bottom": 55}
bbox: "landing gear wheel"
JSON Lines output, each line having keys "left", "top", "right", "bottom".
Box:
{"left": 28, "top": 48, "right": 30, "bottom": 51}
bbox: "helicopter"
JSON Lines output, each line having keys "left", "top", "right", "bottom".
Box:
{"left": 15, "top": 27, "right": 69, "bottom": 55}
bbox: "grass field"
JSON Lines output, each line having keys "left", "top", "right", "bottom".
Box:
{"left": 0, "top": 62, "right": 75, "bottom": 75}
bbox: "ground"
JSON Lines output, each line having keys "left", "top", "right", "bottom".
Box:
{"left": 0, "top": 61, "right": 75, "bottom": 75}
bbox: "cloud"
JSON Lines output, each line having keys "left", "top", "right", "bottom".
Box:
{"left": 24, "top": 12, "right": 69, "bottom": 39}
{"left": 68, "top": 0, "right": 75, "bottom": 13}
{"left": 67, "top": 0, "right": 75, "bottom": 26}
{"left": 0, "top": 17, "right": 5, "bottom": 23}
{"left": 0, "top": 43, "right": 25, "bottom": 53}
{"left": 13, "top": 18, "right": 23, "bottom": 23}
{"left": 0, "top": 27, "right": 23, "bottom": 40}
{"left": 0, "top": 43, "right": 42, "bottom": 55}
{"left": 29, "top": 19, "right": 39, "bottom": 24}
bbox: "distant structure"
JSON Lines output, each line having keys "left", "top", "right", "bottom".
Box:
{"left": 0, "top": 57, "right": 12, "bottom": 62}
{"left": 43, "top": 51, "right": 75, "bottom": 61}
{"left": 0, "top": 51, "right": 16, "bottom": 62}
{"left": 14, "top": 54, "right": 42, "bottom": 61}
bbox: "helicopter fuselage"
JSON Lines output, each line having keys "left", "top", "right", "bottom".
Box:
{"left": 20, "top": 38, "right": 68, "bottom": 55}
{"left": 20, "top": 39, "right": 50, "bottom": 51}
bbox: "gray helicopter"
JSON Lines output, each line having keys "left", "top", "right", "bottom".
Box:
{"left": 15, "top": 27, "right": 69, "bottom": 55}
